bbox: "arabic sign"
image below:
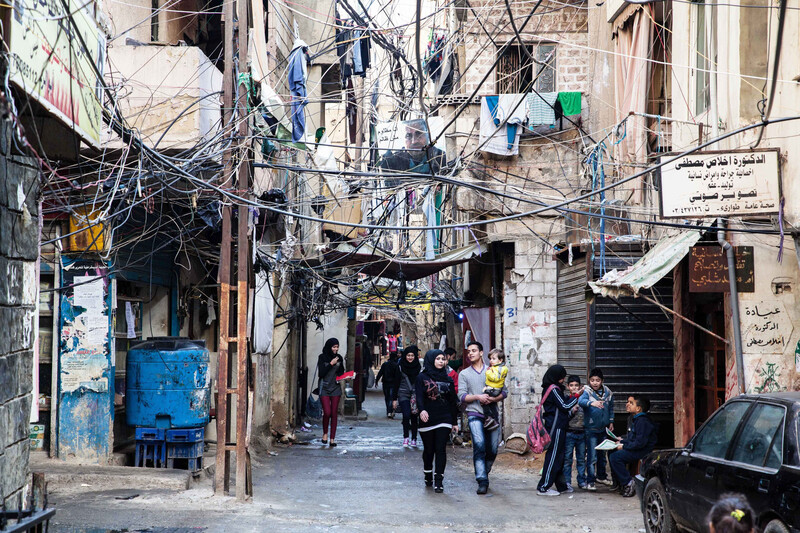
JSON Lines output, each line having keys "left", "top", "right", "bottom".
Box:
{"left": 689, "top": 245, "right": 754, "bottom": 293}
{"left": 376, "top": 117, "right": 446, "bottom": 152}
{"left": 6, "top": 0, "right": 106, "bottom": 148}
{"left": 658, "top": 150, "right": 780, "bottom": 218}
{"left": 741, "top": 302, "right": 793, "bottom": 354}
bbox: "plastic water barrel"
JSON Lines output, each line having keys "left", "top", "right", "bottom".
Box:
{"left": 126, "top": 337, "right": 210, "bottom": 429}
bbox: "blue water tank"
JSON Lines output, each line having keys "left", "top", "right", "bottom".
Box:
{"left": 126, "top": 337, "right": 210, "bottom": 429}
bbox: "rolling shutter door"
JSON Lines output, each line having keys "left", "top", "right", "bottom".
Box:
{"left": 557, "top": 259, "right": 588, "bottom": 379}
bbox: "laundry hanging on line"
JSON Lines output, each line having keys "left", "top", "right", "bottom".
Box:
{"left": 335, "top": 17, "right": 372, "bottom": 88}
{"left": 287, "top": 39, "right": 311, "bottom": 143}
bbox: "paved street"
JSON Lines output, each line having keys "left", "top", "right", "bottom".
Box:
{"left": 47, "top": 391, "right": 643, "bottom": 533}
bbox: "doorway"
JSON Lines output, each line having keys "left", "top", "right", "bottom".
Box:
{"left": 694, "top": 299, "right": 726, "bottom": 427}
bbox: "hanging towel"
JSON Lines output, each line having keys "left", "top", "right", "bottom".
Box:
{"left": 422, "top": 187, "right": 438, "bottom": 260}
{"left": 479, "top": 96, "right": 520, "bottom": 156}
{"left": 557, "top": 91, "right": 582, "bottom": 116}
{"left": 497, "top": 94, "right": 527, "bottom": 148}
{"left": 527, "top": 91, "right": 558, "bottom": 126}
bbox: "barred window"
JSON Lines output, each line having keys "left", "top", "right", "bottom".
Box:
{"left": 496, "top": 43, "right": 556, "bottom": 94}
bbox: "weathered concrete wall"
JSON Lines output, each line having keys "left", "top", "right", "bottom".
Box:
{"left": 490, "top": 223, "right": 563, "bottom": 436}
{"left": 104, "top": 46, "right": 222, "bottom": 150}
{"left": 461, "top": 1, "right": 589, "bottom": 95}
{"left": 725, "top": 232, "right": 800, "bottom": 395}
{"left": 0, "top": 121, "right": 39, "bottom": 509}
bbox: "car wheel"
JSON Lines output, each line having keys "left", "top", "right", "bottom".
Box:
{"left": 763, "top": 519, "right": 790, "bottom": 533}
{"left": 643, "top": 477, "right": 676, "bottom": 533}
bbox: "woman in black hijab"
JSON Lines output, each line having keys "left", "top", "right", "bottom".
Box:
{"left": 393, "top": 345, "right": 421, "bottom": 447}
{"left": 416, "top": 349, "right": 459, "bottom": 492}
{"left": 536, "top": 364, "right": 579, "bottom": 496}
{"left": 317, "top": 338, "right": 345, "bottom": 446}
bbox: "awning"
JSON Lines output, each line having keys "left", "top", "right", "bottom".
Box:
{"left": 323, "top": 242, "right": 487, "bottom": 281}
{"left": 588, "top": 230, "right": 701, "bottom": 298}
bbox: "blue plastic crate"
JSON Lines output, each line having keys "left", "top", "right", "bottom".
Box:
{"left": 135, "top": 441, "right": 167, "bottom": 468}
{"left": 166, "top": 427, "right": 204, "bottom": 443}
{"left": 135, "top": 427, "right": 166, "bottom": 442}
{"left": 166, "top": 440, "right": 204, "bottom": 472}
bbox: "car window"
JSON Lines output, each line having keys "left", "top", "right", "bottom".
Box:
{"left": 730, "top": 403, "right": 785, "bottom": 468}
{"left": 693, "top": 401, "right": 751, "bottom": 458}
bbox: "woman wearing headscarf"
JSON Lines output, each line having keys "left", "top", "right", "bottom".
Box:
{"left": 317, "top": 338, "right": 345, "bottom": 446}
{"left": 416, "top": 349, "right": 459, "bottom": 493}
{"left": 393, "top": 345, "right": 421, "bottom": 447}
{"left": 536, "top": 364, "right": 580, "bottom": 496}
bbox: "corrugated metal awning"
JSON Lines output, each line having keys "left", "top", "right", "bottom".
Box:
{"left": 588, "top": 230, "right": 701, "bottom": 298}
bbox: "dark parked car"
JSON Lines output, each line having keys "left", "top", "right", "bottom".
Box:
{"left": 636, "top": 392, "right": 800, "bottom": 533}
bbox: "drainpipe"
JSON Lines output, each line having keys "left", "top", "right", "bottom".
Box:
{"left": 717, "top": 219, "right": 745, "bottom": 394}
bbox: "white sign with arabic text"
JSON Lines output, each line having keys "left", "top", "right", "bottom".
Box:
{"left": 659, "top": 150, "right": 780, "bottom": 218}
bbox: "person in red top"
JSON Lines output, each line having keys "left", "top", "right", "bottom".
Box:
{"left": 447, "top": 366, "right": 459, "bottom": 390}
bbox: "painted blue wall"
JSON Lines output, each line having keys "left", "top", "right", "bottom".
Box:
{"left": 57, "top": 259, "right": 114, "bottom": 463}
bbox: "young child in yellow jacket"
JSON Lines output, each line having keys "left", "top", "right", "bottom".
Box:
{"left": 482, "top": 349, "right": 508, "bottom": 430}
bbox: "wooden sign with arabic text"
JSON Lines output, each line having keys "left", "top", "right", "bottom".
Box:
{"left": 689, "top": 245, "right": 754, "bottom": 293}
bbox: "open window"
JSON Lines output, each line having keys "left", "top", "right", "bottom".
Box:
{"left": 496, "top": 43, "right": 556, "bottom": 94}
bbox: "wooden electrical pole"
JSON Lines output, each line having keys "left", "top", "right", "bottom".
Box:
{"left": 215, "top": 0, "right": 252, "bottom": 501}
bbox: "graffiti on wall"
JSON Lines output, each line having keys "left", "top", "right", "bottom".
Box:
{"left": 753, "top": 362, "right": 783, "bottom": 393}
{"left": 741, "top": 302, "right": 792, "bottom": 354}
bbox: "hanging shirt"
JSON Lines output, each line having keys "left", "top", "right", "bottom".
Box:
{"left": 527, "top": 91, "right": 558, "bottom": 127}
{"left": 491, "top": 94, "right": 527, "bottom": 149}
{"left": 288, "top": 42, "right": 309, "bottom": 142}
{"left": 557, "top": 91, "right": 582, "bottom": 116}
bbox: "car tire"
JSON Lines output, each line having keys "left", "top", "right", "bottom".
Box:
{"left": 763, "top": 519, "right": 790, "bottom": 533}
{"left": 642, "top": 477, "right": 676, "bottom": 533}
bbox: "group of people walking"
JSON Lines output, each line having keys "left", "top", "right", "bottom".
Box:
{"left": 315, "top": 337, "right": 656, "bottom": 497}
{"left": 321, "top": 338, "right": 505, "bottom": 494}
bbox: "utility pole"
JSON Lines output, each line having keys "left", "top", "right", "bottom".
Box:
{"left": 215, "top": 0, "right": 252, "bottom": 501}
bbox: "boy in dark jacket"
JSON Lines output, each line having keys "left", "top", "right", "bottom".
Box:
{"left": 609, "top": 394, "right": 658, "bottom": 497}
{"left": 578, "top": 368, "right": 614, "bottom": 489}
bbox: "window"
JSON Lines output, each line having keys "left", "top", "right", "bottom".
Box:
{"left": 151, "top": 0, "right": 160, "bottom": 42}
{"left": 692, "top": 401, "right": 751, "bottom": 458}
{"left": 496, "top": 43, "right": 556, "bottom": 94}
{"left": 694, "top": 0, "right": 710, "bottom": 114}
{"left": 730, "top": 403, "right": 785, "bottom": 469}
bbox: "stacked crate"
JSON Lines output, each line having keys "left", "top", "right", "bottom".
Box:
{"left": 166, "top": 427, "right": 204, "bottom": 472}
{"left": 134, "top": 428, "right": 167, "bottom": 468}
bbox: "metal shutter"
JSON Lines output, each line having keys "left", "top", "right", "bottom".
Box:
{"left": 590, "top": 255, "right": 675, "bottom": 414}
{"left": 557, "top": 259, "right": 588, "bottom": 380}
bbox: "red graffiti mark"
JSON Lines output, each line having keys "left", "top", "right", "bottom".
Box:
{"left": 527, "top": 316, "right": 552, "bottom": 334}
{"left": 725, "top": 358, "right": 738, "bottom": 400}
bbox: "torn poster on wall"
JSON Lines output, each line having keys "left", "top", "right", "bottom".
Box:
{"left": 60, "top": 261, "right": 112, "bottom": 393}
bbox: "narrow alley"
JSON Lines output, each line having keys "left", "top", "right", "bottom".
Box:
{"left": 46, "top": 391, "right": 642, "bottom": 532}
